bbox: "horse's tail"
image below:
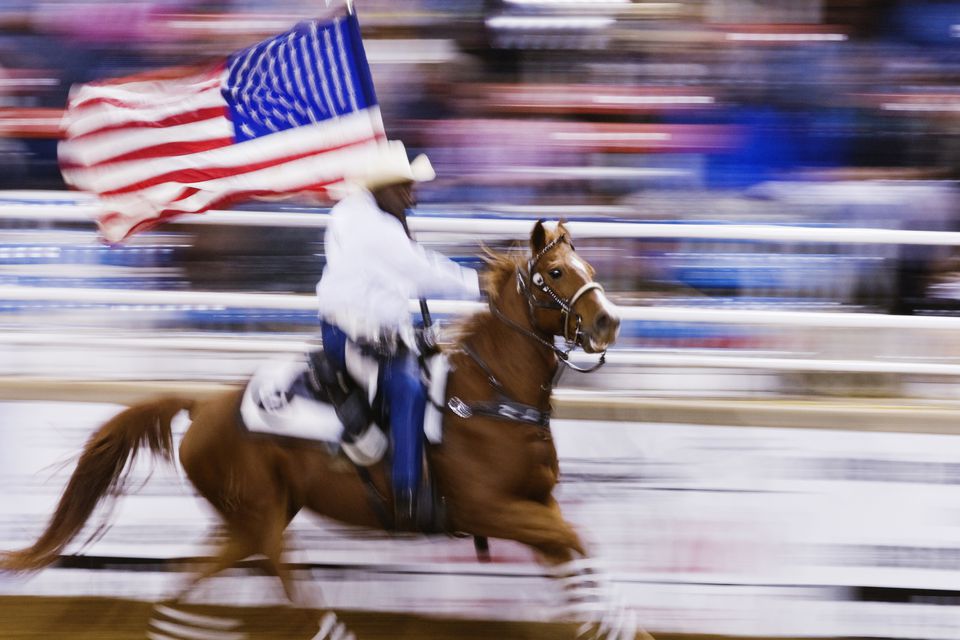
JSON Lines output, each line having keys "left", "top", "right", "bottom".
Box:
{"left": 0, "top": 395, "right": 195, "bottom": 572}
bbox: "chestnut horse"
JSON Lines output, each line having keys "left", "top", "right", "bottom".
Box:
{"left": 1, "top": 221, "right": 647, "bottom": 639}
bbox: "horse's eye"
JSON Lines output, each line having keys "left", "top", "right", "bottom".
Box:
{"left": 549, "top": 268, "right": 562, "bottom": 279}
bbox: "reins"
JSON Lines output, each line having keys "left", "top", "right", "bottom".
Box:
{"left": 490, "top": 297, "right": 606, "bottom": 374}
{"left": 446, "top": 232, "right": 608, "bottom": 430}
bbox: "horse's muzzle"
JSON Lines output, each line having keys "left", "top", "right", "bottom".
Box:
{"left": 582, "top": 305, "right": 620, "bottom": 353}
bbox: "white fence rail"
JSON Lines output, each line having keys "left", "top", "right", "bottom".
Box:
{"left": 2, "top": 190, "right": 960, "bottom": 245}
{"left": 4, "top": 285, "right": 960, "bottom": 331}
{"left": 7, "top": 282, "right": 960, "bottom": 375}
{"left": 4, "top": 329, "right": 960, "bottom": 376}
{"left": 5, "top": 192, "right": 960, "bottom": 377}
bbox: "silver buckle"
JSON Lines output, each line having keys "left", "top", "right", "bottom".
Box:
{"left": 447, "top": 396, "right": 473, "bottom": 419}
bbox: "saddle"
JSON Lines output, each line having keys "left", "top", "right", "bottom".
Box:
{"left": 239, "top": 352, "right": 451, "bottom": 534}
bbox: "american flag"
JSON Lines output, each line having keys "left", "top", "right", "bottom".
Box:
{"left": 59, "top": 11, "right": 386, "bottom": 243}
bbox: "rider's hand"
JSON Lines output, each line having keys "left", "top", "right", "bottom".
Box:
{"left": 416, "top": 323, "right": 441, "bottom": 356}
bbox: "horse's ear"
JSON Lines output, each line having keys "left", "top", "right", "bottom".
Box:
{"left": 557, "top": 218, "right": 571, "bottom": 242}
{"left": 530, "top": 219, "right": 547, "bottom": 254}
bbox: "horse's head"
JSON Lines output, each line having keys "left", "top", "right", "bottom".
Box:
{"left": 521, "top": 220, "right": 620, "bottom": 353}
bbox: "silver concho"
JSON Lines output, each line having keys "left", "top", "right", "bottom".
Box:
{"left": 447, "top": 396, "right": 473, "bottom": 419}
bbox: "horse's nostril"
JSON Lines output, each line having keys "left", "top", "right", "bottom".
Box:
{"left": 594, "top": 310, "right": 621, "bottom": 338}
{"left": 595, "top": 311, "right": 610, "bottom": 332}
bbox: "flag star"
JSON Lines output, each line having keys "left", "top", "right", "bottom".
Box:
{"left": 240, "top": 122, "right": 255, "bottom": 137}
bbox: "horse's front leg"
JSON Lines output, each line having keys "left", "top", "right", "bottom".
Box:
{"left": 550, "top": 556, "right": 655, "bottom": 640}
{"left": 455, "top": 498, "right": 654, "bottom": 640}
{"left": 453, "top": 496, "right": 586, "bottom": 561}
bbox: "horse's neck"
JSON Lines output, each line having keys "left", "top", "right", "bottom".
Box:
{"left": 459, "top": 280, "right": 558, "bottom": 406}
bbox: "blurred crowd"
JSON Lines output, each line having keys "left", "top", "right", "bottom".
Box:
{"left": 0, "top": 1, "right": 956, "bottom": 193}
{"left": 3, "top": 0, "right": 960, "bottom": 316}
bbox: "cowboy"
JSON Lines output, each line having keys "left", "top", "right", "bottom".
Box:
{"left": 313, "top": 141, "right": 481, "bottom": 531}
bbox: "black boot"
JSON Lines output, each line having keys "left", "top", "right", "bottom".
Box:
{"left": 307, "top": 350, "right": 368, "bottom": 427}
{"left": 306, "top": 350, "right": 340, "bottom": 400}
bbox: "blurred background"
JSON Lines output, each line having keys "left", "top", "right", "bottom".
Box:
{"left": 5, "top": 1, "right": 960, "bottom": 639}
{"left": 5, "top": 0, "right": 960, "bottom": 384}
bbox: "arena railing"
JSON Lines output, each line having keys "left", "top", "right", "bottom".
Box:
{"left": 4, "top": 284, "right": 960, "bottom": 331}
{"left": 4, "top": 326, "right": 960, "bottom": 376}
{"left": 4, "top": 192, "right": 960, "bottom": 377}
{"left": 3, "top": 195, "right": 960, "bottom": 245}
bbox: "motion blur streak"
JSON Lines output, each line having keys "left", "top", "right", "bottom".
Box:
{"left": 3, "top": 1, "right": 960, "bottom": 639}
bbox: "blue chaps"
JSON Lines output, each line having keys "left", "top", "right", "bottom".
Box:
{"left": 320, "top": 321, "right": 425, "bottom": 498}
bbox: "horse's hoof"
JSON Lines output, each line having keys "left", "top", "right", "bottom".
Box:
{"left": 575, "top": 609, "right": 655, "bottom": 640}
{"left": 148, "top": 603, "right": 245, "bottom": 640}
{"left": 312, "top": 611, "right": 355, "bottom": 640}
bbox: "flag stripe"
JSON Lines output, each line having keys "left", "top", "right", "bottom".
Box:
{"left": 295, "top": 34, "right": 319, "bottom": 122}
{"left": 335, "top": 18, "right": 358, "bottom": 112}
{"left": 70, "top": 66, "right": 223, "bottom": 104}
{"left": 64, "top": 87, "right": 226, "bottom": 138}
{"left": 323, "top": 28, "right": 345, "bottom": 111}
{"left": 68, "top": 76, "right": 223, "bottom": 111}
{"left": 66, "top": 106, "right": 227, "bottom": 143}
{"left": 61, "top": 137, "right": 235, "bottom": 171}
{"left": 99, "top": 177, "right": 343, "bottom": 241}
{"left": 59, "top": 116, "right": 234, "bottom": 167}
{"left": 309, "top": 22, "right": 338, "bottom": 118}
{"left": 64, "top": 109, "right": 383, "bottom": 194}
{"left": 99, "top": 136, "right": 385, "bottom": 219}
{"left": 98, "top": 133, "right": 380, "bottom": 197}
{"left": 170, "top": 134, "right": 384, "bottom": 199}
{"left": 95, "top": 135, "right": 386, "bottom": 242}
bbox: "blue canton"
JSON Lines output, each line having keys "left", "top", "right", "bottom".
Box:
{"left": 223, "top": 14, "right": 378, "bottom": 143}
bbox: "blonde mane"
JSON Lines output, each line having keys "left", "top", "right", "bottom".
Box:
{"left": 448, "top": 244, "right": 526, "bottom": 344}
{"left": 480, "top": 243, "right": 525, "bottom": 303}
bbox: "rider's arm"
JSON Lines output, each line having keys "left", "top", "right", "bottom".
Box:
{"left": 369, "top": 218, "right": 481, "bottom": 299}
{"left": 405, "top": 243, "right": 481, "bottom": 299}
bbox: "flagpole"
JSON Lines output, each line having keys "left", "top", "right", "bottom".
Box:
{"left": 324, "top": 0, "right": 353, "bottom": 16}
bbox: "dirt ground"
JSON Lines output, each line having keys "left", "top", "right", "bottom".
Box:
{"left": 0, "top": 596, "right": 818, "bottom": 640}
{"left": 0, "top": 596, "right": 575, "bottom": 640}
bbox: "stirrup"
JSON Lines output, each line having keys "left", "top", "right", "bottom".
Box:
{"left": 341, "top": 423, "right": 387, "bottom": 466}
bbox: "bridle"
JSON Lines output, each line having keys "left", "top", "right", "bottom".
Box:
{"left": 493, "top": 233, "right": 607, "bottom": 374}
{"left": 523, "top": 235, "right": 605, "bottom": 345}
{"left": 447, "top": 232, "right": 606, "bottom": 430}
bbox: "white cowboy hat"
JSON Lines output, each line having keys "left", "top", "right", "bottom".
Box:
{"left": 343, "top": 140, "right": 435, "bottom": 194}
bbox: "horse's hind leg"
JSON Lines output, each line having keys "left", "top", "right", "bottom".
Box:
{"left": 147, "top": 534, "right": 257, "bottom": 640}
{"left": 200, "top": 504, "right": 354, "bottom": 640}
{"left": 256, "top": 506, "right": 304, "bottom": 606}
{"left": 254, "top": 512, "right": 355, "bottom": 640}
{"left": 171, "top": 532, "right": 258, "bottom": 602}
